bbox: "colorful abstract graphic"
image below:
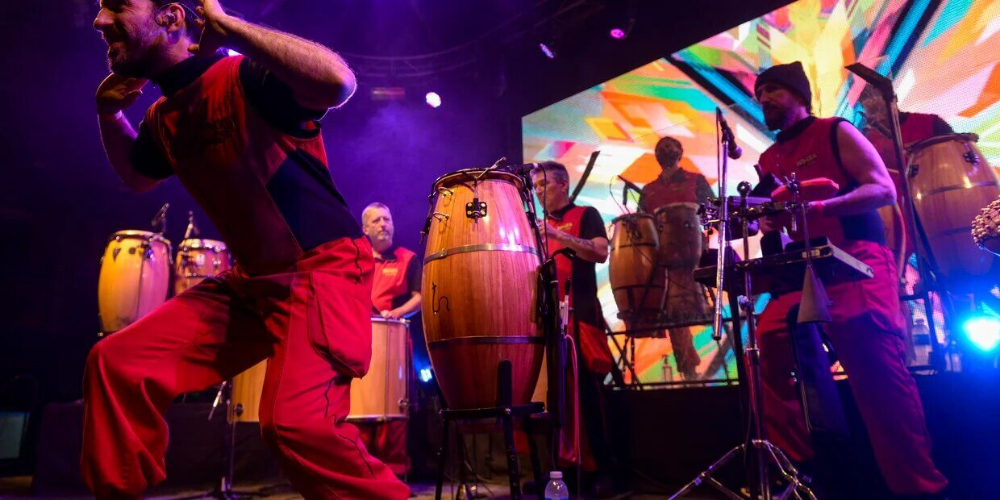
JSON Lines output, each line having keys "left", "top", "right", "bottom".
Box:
{"left": 522, "top": 0, "right": 1000, "bottom": 383}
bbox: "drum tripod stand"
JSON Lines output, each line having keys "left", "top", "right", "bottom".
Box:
{"left": 671, "top": 114, "right": 817, "bottom": 500}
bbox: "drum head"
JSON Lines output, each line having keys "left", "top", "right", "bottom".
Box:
{"left": 110, "top": 230, "right": 171, "bottom": 247}
{"left": 907, "top": 133, "right": 979, "bottom": 155}
{"left": 432, "top": 169, "right": 525, "bottom": 193}
{"left": 611, "top": 212, "right": 655, "bottom": 225}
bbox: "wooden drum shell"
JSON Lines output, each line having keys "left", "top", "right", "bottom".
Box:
{"left": 609, "top": 213, "right": 663, "bottom": 330}
{"left": 98, "top": 230, "right": 171, "bottom": 334}
{"left": 422, "top": 170, "right": 543, "bottom": 410}
{"left": 908, "top": 134, "right": 1000, "bottom": 283}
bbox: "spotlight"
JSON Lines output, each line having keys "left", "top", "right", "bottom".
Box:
{"left": 539, "top": 42, "right": 556, "bottom": 59}
{"left": 419, "top": 368, "right": 434, "bottom": 383}
{"left": 609, "top": 28, "right": 626, "bottom": 39}
{"left": 962, "top": 315, "right": 1000, "bottom": 352}
{"left": 425, "top": 92, "right": 442, "bottom": 108}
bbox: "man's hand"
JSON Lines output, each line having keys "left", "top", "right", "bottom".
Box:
{"left": 380, "top": 309, "right": 401, "bottom": 320}
{"left": 543, "top": 221, "right": 564, "bottom": 242}
{"left": 189, "top": 0, "right": 233, "bottom": 56}
{"left": 96, "top": 73, "right": 147, "bottom": 116}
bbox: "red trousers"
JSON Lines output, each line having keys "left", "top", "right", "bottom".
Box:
{"left": 756, "top": 241, "right": 947, "bottom": 495}
{"left": 357, "top": 420, "right": 409, "bottom": 475}
{"left": 81, "top": 238, "right": 410, "bottom": 499}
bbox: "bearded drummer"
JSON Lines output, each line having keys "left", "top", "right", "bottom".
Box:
{"left": 637, "top": 136, "right": 713, "bottom": 380}
{"left": 359, "top": 202, "right": 421, "bottom": 476}
{"left": 87, "top": 0, "right": 408, "bottom": 497}
{"left": 531, "top": 161, "right": 622, "bottom": 496}
{"left": 754, "top": 61, "right": 948, "bottom": 498}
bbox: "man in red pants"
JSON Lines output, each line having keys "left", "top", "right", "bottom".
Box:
{"left": 638, "top": 136, "right": 714, "bottom": 379}
{"left": 754, "top": 62, "right": 948, "bottom": 498}
{"left": 358, "top": 202, "right": 422, "bottom": 475}
{"left": 87, "top": 0, "right": 409, "bottom": 497}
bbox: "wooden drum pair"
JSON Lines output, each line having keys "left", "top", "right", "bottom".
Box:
{"left": 609, "top": 203, "right": 708, "bottom": 334}
{"left": 98, "top": 233, "right": 232, "bottom": 334}
{"left": 421, "top": 169, "right": 544, "bottom": 410}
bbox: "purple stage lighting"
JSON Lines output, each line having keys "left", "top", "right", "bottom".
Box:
{"left": 610, "top": 28, "right": 626, "bottom": 39}
{"left": 425, "top": 92, "right": 442, "bottom": 108}
{"left": 539, "top": 42, "right": 556, "bottom": 59}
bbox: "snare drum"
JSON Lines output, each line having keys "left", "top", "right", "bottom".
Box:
{"left": 98, "top": 230, "right": 171, "bottom": 333}
{"left": 173, "top": 239, "right": 232, "bottom": 295}
{"left": 348, "top": 318, "right": 410, "bottom": 421}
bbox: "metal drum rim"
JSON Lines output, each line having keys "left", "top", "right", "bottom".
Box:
{"left": 907, "top": 133, "right": 980, "bottom": 155}
{"left": 611, "top": 212, "right": 656, "bottom": 224}
{"left": 423, "top": 243, "right": 540, "bottom": 264}
{"left": 109, "top": 230, "right": 171, "bottom": 246}
{"left": 432, "top": 168, "right": 525, "bottom": 192}
{"left": 370, "top": 317, "right": 410, "bottom": 326}
{"left": 178, "top": 238, "right": 228, "bottom": 252}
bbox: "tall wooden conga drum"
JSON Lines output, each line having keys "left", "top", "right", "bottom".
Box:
{"left": 655, "top": 204, "right": 709, "bottom": 323}
{"left": 609, "top": 213, "right": 663, "bottom": 334}
{"left": 909, "top": 134, "right": 1000, "bottom": 287}
{"left": 98, "top": 230, "right": 171, "bottom": 334}
{"left": 422, "top": 169, "right": 544, "bottom": 410}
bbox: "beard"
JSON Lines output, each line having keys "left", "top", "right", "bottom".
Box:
{"left": 105, "top": 22, "right": 163, "bottom": 78}
{"left": 763, "top": 104, "right": 793, "bottom": 131}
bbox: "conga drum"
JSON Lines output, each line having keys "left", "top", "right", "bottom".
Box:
{"left": 908, "top": 133, "right": 1000, "bottom": 286}
{"left": 348, "top": 318, "right": 410, "bottom": 422}
{"left": 609, "top": 213, "right": 663, "bottom": 334}
{"left": 422, "top": 169, "right": 544, "bottom": 410}
{"left": 173, "top": 238, "right": 232, "bottom": 295}
{"left": 654, "top": 204, "right": 709, "bottom": 323}
{"left": 98, "top": 230, "right": 171, "bottom": 333}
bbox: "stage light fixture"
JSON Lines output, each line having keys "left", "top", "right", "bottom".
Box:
{"left": 419, "top": 368, "right": 434, "bottom": 383}
{"left": 962, "top": 315, "right": 1000, "bottom": 352}
{"left": 610, "top": 28, "right": 626, "bottom": 39}
{"left": 425, "top": 92, "right": 442, "bottom": 108}
{"left": 539, "top": 42, "right": 556, "bottom": 59}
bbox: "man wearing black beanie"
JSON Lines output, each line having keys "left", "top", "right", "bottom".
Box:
{"left": 752, "top": 62, "right": 948, "bottom": 498}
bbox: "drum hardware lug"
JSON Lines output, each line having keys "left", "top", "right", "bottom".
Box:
{"left": 398, "top": 398, "right": 409, "bottom": 413}
{"left": 466, "top": 198, "right": 488, "bottom": 219}
{"left": 432, "top": 212, "right": 450, "bottom": 222}
{"left": 963, "top": 151, "right": 979, "bottom": 165}
{"left": 233, "top": 403, "right": 244, "bottom": 417}
{"left": 907, "top": 164, "right": 919, "bottom": 178}
{"left": 437, "top": 187, "right": 454, "bottom": 197}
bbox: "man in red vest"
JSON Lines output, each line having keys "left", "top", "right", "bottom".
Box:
{"left": 358, "top": 202, "right": 421, "bottom": 475}
{"left": 87, "top": 0, "right": 408, "bottom": 497}
{"left": 531, "top": 161, "right": 620, "bottom": 496}
{"left": 638, "top": 136, "right": 714, "bottom": 379}
{"left": 754, "top": 62, "right": 947, "bottom": 498}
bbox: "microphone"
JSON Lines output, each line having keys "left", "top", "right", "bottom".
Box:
{"left": 502, "top": 161, "right": 540, "bottom": 174}
{"left": 151, "top": 203, "right": 169, "bottom": 234}
{"left": 716, "top": 108, "right": 743, "bottom": 160}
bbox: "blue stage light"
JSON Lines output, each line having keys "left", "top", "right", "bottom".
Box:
{"left": 419, "top": 368, "right": 434, "bottom": 383}
{"left": 963, "top": 316, "right": 1000, "bottom": 352}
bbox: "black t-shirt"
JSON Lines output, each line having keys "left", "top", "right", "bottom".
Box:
{"left": 550, "top": 203, "right": 608, "bottom": 327}
{"left": 130, "top": 55, "right": 361, "bottom": 250}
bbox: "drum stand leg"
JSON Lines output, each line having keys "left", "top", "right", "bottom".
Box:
{"left": 433, "top": 361, "right": 545, "bottom": 500}
{"left": 177, "top": 380, "right": 261, "bottom": 500}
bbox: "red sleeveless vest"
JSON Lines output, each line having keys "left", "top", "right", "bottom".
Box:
{"left": 758, "top": 117, "right": 884, "bottom": 247}
{"left": 372, "top": 246, "right": 417, "bottom": 312}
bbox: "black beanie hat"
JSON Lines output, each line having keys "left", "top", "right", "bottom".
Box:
{"left": 755, "top": 61, "right": 812, "bottom": 110}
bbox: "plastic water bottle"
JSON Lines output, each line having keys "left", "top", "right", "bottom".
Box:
{"left": 912, "top": 318, "right": 931, "bottom": 367}
{"left": 544, "top": 470, "right": 569, "bottom": 499}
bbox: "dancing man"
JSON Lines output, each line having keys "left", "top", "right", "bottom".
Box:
{"left": 87, "top": 0, "right": 409, "bottom": 497}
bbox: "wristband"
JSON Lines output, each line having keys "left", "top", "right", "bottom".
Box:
{"left": 98, "top": 110, "right": 124, "bottom": 121}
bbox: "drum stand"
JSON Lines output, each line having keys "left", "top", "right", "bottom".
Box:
{"left": 671, "top": 116, "right": 816, "bottom": 500}
{"left": 177, "top": 380, "right": 261, "bottom": 500}
{"left": 434, "top": 361, "right": 545, "bottom": 500}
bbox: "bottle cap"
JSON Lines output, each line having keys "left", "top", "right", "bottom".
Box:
{"left": 550, "top": 471, "right": 563, "bottom": 479}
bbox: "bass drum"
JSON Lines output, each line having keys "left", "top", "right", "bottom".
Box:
{"left": 422, "top": 169, "right": 544, "bottom": 410}
{"left": 908, "top": 133, "right": 1000, "bottom": 286}
{"left": 98, "top": 230, "right": 171, "bottom": 334}
{"left": 609, "top": 213, "right": 663, "bottom": 334}
{"left": 348, "top": 318, "right": 410, "bottom": 422}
